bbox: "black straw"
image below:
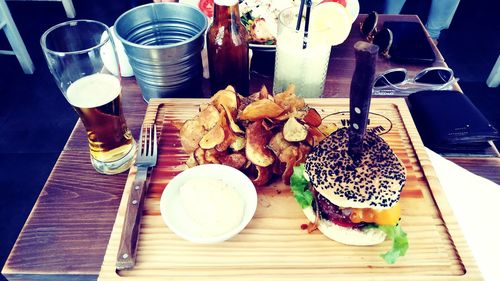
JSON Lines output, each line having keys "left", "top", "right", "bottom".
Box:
{"left": 302, "top": 0, "right": 312, "bottom": 49}
{"left": 296, "top": 0, "right": 306, "bottom": 31}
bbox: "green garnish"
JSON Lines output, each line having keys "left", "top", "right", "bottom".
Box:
{"left": 290, "top": 164, "right": 313, "bottom": 208}
{"left": 373, "top": 224, "right": 409, "bottom": 264}
{"left": 241, "top": 12, "right": 253, "bottom": 27}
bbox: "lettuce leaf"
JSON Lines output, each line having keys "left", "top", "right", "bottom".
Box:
{"left": 290, "top": 164, "right": 313, "bottom": 209}
{"left": 376, "top": 224, "right": 409, "bottom": 264}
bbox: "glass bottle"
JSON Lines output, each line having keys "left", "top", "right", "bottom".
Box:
{"left": 207, "top": 0, "right": 250, "bottom": 96}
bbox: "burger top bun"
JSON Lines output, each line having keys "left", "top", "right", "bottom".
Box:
{"left": 305, "top": 128, "right": 406, "bottom": 210}
{"left": 302, "top": 207, "right": 386, "bottom": 246}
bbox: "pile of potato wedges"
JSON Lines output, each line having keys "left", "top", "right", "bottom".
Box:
{"left": 179, "top": 85, "right": 336, "bottom": 186}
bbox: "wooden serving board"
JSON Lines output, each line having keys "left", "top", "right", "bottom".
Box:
{"left": 98, "top": 98, "right": 481, "bottom": 280}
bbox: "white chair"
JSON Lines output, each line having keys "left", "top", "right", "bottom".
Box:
{"left": 61, "top": 0, "right": 75, "bottom": 18}
{"left": 6, "top": 0, "right": 75, "bottom": 18}
{"left": 486, "top": 55, "right": 500, "bottom": 88}
{"left": 0, "top": 0, "right": 35, "bottom": 74}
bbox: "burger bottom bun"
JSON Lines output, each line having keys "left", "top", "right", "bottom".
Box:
{"left": 302, "top": 207, "right": 386, "bottom": 246}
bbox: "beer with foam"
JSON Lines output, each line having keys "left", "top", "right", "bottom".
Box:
{"left": 41, "top": 20, "right": 136, "bottom": 174}
{"left": 66, "top": 73, "right": 135, "bottom": 172}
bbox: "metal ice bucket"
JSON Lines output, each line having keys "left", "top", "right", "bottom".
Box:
{"left": 115, "top": 3, "right": 208, "bottom": 101}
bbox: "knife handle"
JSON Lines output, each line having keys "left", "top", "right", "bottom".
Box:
{"left": 348, "top": 41, "right": 379, "bottom": 162}
{"left": 116, "top": 167, "right": 149, "bottom": 270}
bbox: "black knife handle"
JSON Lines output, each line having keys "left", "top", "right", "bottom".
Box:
{"left": 348, "top": 41, "right": 379, "bottom": 163}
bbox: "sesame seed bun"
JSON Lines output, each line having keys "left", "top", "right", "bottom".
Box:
{"left": 305, "top": 128, "right": 406, "bottom": 210}
{"left": 302, "top": 207, "right": 386, "bottom": 245}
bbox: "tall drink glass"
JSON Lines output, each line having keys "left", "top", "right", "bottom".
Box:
{"left": 41, "top": 20, "right": 136, "bottom": 175}
{"left": 273, "top": 6, "right": 333, "bottom": 98}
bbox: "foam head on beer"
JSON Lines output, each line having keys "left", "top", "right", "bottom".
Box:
{"left": 66, "top": 73, "right": 121, "bottom": 108}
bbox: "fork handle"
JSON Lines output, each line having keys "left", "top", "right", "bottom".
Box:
{"left": 116, "top": 166, "right": 149, "bottom": 270}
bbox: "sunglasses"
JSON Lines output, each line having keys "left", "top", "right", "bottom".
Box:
{"left": 360, "top": 11, "right": 393, "bottom": 58}
{"left": 372, "top": 67, "right": 458, "bottom": 96}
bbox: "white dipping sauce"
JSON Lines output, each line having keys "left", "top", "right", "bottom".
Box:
{"left": 179, "top": 178, "right": 245, "bottom": 237}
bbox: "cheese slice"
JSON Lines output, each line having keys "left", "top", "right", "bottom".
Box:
{"left": 350, "top": 202, "right": 401, "bottom": 226}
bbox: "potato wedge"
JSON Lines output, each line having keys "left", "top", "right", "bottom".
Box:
{"left": 282, "top": 160, "right": 297, "bottom": 185}
{"left": 198, "top": 104, "right": 220, "bottom": 130}
{"left": 274, "top": 84, "right": 305, "bottom": 112}
{"left": 259, "top": 85, "right": 270, "bottom": 100}
{"left": 262, "top": 118, "right": 279, "bottom": 131}
{"left": 210, "top": 89, "right": 238, "bottom": 113}
{"left": 246, "top": 164, "right": 273, "bottom": 186}
{"left": 199, "top": 124, "right": 225, "bottom": 149}
{"left": 225, "top": 85, "right": 236, "bottom": 92}
{"left": 302, "top": 108, "right": 322, "bottom": 127}
{"left": 306, "top": 126, "right": 327, "bottom": 147}
{"left": 252, "top": 165, "right": 273, "bottom": 186}
{"left": 246, "top": 121, "right": 274, "bottom": 167}
{"left": 272, "top": 112, "right": 291, "bottom": 122}
{"left": 219, "top": 153, "right": 247, "bottom": 169}
{"left": 284, "top": 143, "right": 311, "bottom": 184}
{"left": 186, "top": 152, "right": 197, "bottom": 168}
{"left": 215, "top": 111, "right": 237, "bottom": 152}
{"left": 277, "top": 83, "right": 295, "bottom": 97}
{"left": 297, "top": 143, "right": 312, "bottom": 164}
{"left": 179, "top": 83, "right": 325, "bottom": 186}
{"left": 278, "top": 145, "right": 299, "bottom": 164}
{"left": 194, "top": 147, "right": 207, "bottom": 165}
{"left": 205, "top": 148, "right": 221, "bottom": 164}
{"left": 244, "top": 159, "right": 252, "bottom": 169}
{"left": 199, "top": 103, "right": 209, "bottom": 111}
{"left": 280, "top": 145, "right": 300, "bottom": 184}
{"left": 239, "top": 99, "right": 285, "bottom": 121}
{"left": 222, "top": 104, "right": 244, "bottom": 134}
{"left": 238, "top": 91, "right": 260, "bottom": 112}
{"left": 268, "top": 131, "right": 292, "bottom": 156}
{"left": 230, "top": 136, "right": 246, "bottom": 151}
{"left": 305, "top": 134, "right": 314, "bottom": 147}
{"left": 180, "top": 119, "right": 206, "bottom": 153}
{"left": 272, "top": 159, "right": 285, "bottom": 175}
{"left": 283, "top": 117, "right": 308, "bottom": 142}
{"left": 318, "top": 123, "right": 338, "bottom": 136}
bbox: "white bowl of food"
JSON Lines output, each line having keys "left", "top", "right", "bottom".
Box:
{"left": 160, "top": 164, "right": 258, "bottom": 244}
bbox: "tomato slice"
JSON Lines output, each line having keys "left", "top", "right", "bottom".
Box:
{"left": 320, "top": 0, "right": 347, "bottom": 7}
{"left": 198, "top": 0, "right": 214, "bottom": 18}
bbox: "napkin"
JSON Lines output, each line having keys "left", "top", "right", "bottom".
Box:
{"left": 426, "top": 148, "right": 500, "bottom": 281}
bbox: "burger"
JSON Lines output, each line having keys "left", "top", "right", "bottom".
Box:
{"left": 291, "top": 127, "right": 409, "bottom": 264}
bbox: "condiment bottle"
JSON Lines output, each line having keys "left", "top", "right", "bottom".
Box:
{"left": 206, "top": 0, "right": 250, "bottom": 96}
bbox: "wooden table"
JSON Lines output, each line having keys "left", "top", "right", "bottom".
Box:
{"left": 3, "top": 15, "right": 499, "bottom": 281}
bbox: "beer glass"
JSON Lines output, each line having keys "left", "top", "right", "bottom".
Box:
{"left": 41, "top": 20, "right": 136, "bottom": 175}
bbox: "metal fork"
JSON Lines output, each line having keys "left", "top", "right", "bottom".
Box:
{"left": 116, "top": 124, "right": 157, "bottom": 270}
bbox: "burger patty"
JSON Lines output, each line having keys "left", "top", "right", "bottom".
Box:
{"left": 313, "top": 193, "right": 371, "bottom": 229}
